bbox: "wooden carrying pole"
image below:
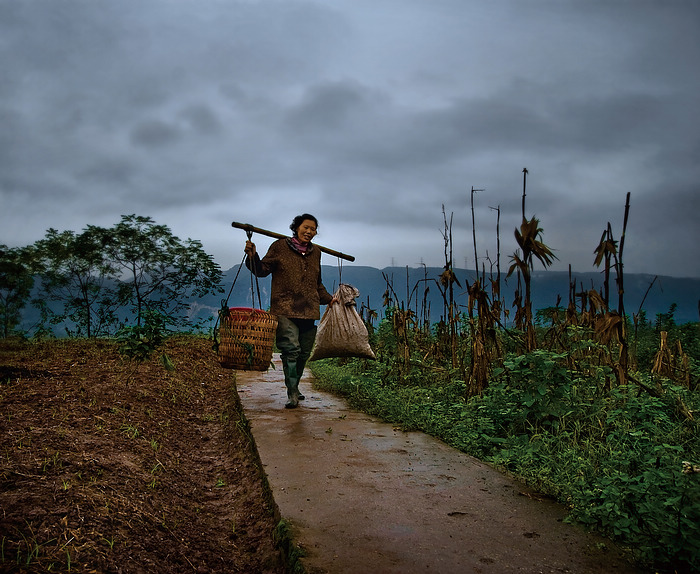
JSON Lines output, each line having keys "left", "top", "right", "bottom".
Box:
{"left": 231, "top": 221, "right": 355, "bottom": 262}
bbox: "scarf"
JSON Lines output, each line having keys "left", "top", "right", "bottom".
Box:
{"left": 289, "top": 236, "right": 311, "bottom": 255}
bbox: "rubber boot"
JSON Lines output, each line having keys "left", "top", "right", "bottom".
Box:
{"left": 296, "top": 357, "right": 307, "bottom": 401}
{"left": 280, "top": 359, "right": 303, "bottom": 400}
{"left": 284, "top": 360, "right": 300, "bottom": 409}
{"left": 283, "top": 357, "right": 307, "bottom": 401}
{"left": 297, "top": 325, "right": 316, "bottom": 401}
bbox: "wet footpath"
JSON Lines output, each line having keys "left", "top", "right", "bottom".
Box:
{"left": 235, "top": 355, "right": 645, "bottom": 574}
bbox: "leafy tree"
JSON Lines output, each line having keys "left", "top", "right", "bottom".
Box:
{"left": 656, "top": 303, "right": 678, "bottom": 332}
{"left": 0, "top": 245, "right": 35, "bottom": 338}
{"left": 33, "top": 227, "right": 120, "bottom": 337}
{"left": 105, "top": 215, "right": 223, "bottom": 328}
{"left": 534, "top": 306, "right": 565, "bottom": 327}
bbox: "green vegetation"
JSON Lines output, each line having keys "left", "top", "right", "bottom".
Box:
{"left": 0, "top": 215, "right": 223, "bottom": 338}
{"left": 312, "top": 325, "right": 699, "bottom": 571}
{"left": 0, "top": 245, "right": 35, "bottom": 338}
{"left": 313, "top": 267, "right": 698, "bottom": 572}
{"left": 312, "top": 185, "right": 699, "bottom": 572}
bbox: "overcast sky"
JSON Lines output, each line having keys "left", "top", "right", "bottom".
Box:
{"left": 2, "top": 0, "right": 699, "bottom": 278}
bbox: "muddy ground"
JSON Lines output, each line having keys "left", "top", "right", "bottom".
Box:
{"left": 0, "top": 336, "right": 284, "bottom": 574}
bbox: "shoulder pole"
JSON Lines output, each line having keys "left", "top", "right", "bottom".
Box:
{"left": 231, "top": 221, "right": 355, "bottom": 262}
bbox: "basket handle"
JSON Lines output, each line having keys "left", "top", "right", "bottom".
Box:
{"left": 212, "top": 231, "right": 264, "bottom": 353}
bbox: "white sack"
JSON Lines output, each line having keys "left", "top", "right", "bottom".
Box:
{"left": 309, "top": 284, "right": 376, "bottom": 361}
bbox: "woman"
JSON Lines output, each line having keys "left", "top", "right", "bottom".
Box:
{"left": 244, "top": 214, "right": 337, "bottom": 408}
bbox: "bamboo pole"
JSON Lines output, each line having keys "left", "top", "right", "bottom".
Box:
{"left": 231, "top": 221, "right": 355, "bottom": 262}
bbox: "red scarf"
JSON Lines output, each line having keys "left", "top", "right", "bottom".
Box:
{"left": 290, "top": 236, "right": 310, "bottom": 254}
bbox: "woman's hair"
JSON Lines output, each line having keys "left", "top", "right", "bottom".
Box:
{"left": 290, "top": 213, "right": 319, "bottom": 234}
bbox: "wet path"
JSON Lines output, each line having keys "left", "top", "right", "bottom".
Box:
{"left": 235, "top": 355, "right": 643, "bottom": 574}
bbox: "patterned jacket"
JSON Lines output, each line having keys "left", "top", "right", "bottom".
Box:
{"left": 246, "top": 238, "right": 333, "bottom": 320}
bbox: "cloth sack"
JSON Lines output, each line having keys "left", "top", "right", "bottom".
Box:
{"left": 309, "top": 284, "right": 376, "bottom": 361}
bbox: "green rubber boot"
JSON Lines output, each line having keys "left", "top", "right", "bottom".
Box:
{"left": 283, "top": 358, "right": 305, "bottom": 402}
{"left": 296, "top": 358, "right": 307, "bottom": 401}
{"left": 284, "top": 361, "right": 300, "bottom": 409}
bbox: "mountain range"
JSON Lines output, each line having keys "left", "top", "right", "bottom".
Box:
{"left": 18, "top": 266, "right": 699, "bottom": 335}
{"left": 201, "top": 266, "right": 699, "bottom": 326}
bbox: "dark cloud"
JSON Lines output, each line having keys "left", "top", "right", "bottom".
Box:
{"left": 0, "top": 0, "right": 698, "bottom": 277}
{"left": 179, "top": 105, "right": 222, "bottom": 136}
{"left": 130, "top": 119, "right": 181, "bottom": 148}
{"left": 76, "top": 157, "right": 136, "bottom": 187}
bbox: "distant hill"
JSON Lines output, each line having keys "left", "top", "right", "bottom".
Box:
{"left": 19, "top": 267, "right": 699, "bottom": 334}
{"left": 201, "top": 266, "right": 699, "bottom": 326}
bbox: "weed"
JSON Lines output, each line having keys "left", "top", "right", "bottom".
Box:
{"left": 116, "top": 310, "right": 169, "bottom": 363}
{"left": 120, "top": 423, "right": 140, "bottom": 439}
{"left": 11, "top": 526, "right": 57, "bottom": 569}
{"left": 101, "top": 536, "right": 116, "bottom": 550}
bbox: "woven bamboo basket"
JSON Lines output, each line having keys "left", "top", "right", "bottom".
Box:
{"left": 218, "top": 307, "right": 278, "bottom": 371}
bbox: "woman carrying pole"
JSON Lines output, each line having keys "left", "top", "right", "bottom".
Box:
{"left": 244, "top": 214, "right": 338, "bottom": 409}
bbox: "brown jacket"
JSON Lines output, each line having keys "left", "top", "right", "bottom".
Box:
{"left": 246, "top": 238, "right": 333, "bottom": 320}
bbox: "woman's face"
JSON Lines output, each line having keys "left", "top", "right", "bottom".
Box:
{"left": 296, "top": 219, "right": 318, "bottom": 243}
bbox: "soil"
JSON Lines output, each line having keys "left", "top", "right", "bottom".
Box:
{"left": 0, "top": 336, "right": 284, "bottom": 574}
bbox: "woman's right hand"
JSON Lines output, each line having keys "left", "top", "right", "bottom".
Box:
{"left": 244, "top": 240, "right": 256, "bottom": 257}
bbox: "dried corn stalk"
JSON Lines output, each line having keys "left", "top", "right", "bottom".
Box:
{"left": 652, "top": 331, "right": 673, "bottom": 378}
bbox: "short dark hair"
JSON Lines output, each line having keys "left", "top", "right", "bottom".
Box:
{"left": 290, "top": 213, "right": 319, "bottom": 234}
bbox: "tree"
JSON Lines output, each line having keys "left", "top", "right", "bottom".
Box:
{"left": 655, "top": 303, "right": 678, "bottom": 332}
{"left": 34, "top": 226, "right": 120, "bottom": 337}
{"left": 105, "top": 215, "right": 223, "bottom": 328}
{"left": 0, "top": 245, "right": 35, "bottom": 338}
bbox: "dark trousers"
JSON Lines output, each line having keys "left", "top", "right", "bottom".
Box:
{"left": 275, "top": 316, "right": 317, "bottom": 397}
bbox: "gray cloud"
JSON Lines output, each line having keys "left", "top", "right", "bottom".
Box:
{"left": 130, "top": 119, "right": 181, "bottom": 148}
{"left": 1, "top": 0, "right": 698, "bottom": 278}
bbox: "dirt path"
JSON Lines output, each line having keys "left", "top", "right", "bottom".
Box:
{"left": 236, "top": 355, "right": 645, "bottom": 574}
